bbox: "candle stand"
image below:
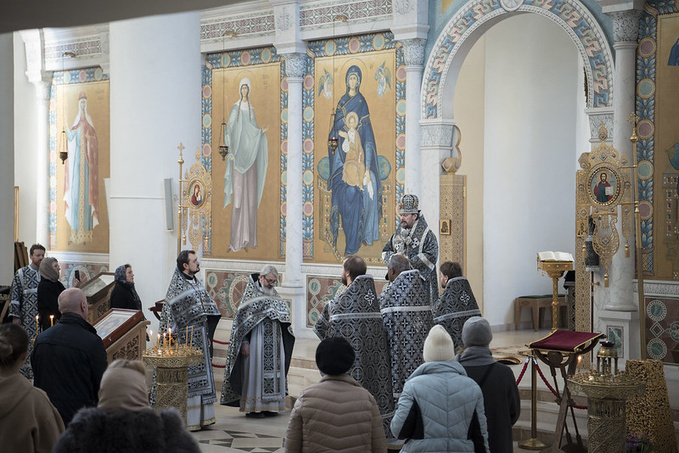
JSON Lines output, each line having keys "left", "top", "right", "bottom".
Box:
{"left": 568, "top": 341, "right": 644, "bottom": 453}
{"left": 143, "top": 345, "right": 203, "bottom": 424}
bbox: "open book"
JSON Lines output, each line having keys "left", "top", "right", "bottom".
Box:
{"left": 537, "top": 251, "right": 574, "bottom": 262}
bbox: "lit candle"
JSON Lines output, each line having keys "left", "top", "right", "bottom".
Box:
{"left": 50, "top": 315, "right": 54, "bottom": 327}
{"left": 35, "top": 315, "right": 39, "bottom": 333}
{"left": 190, "top": 326, "right": 194, "bottom": 348}
{"left": 163, "top": 333, "right": 167, "bottom": 350}
{"left": 168, "top": 328, "right": 172, "bottom": 350}
{"left": 149, "top": 330, "right": 153, "bottom": 349}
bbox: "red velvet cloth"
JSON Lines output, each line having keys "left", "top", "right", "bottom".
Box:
{"left": 528, "top": 330, "right": 604, "bottom": 352}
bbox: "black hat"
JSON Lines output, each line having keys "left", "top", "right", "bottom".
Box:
{"left": 315, "top": 337, "right": 355, "bottom": 376}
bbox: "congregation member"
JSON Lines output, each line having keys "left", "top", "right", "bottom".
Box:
{"left": 31, "top": 288, "right": 108, "bottom": 426}
{"left": 9, "top": 243, "right": 45, "bottom": 378}
{"left": 53, "top": 359, "right": 200, "bottom": 453}
{"left": 161, "top": 250, "right": 221, "bottom": 431}
{"left": 379, "top": 254, "right": 433, "bottom": 406}
{"left": 221, "top": 265, "right": 295, "bottom": 417}
{"left": 382, "top": 194, "right": 439, "bottom": 305}
{"left": 391, "top": 325, "right": 489, "bottom": 452}
{"left": 433, "top": 261, "right": 482, "bottom": 349}
{"left": 37, "top": 257, "right": 66, "bottom": 331}
{"left": 314, "top": 255, "right": 394, "bottom": 432}
{"left": 0, "top": 324, "right": 64, "bottom": 453}
{"left": 285, "top": 337, "right": 387, "bottom": 452}
{"left": 110, "top": 264, "right": 142, "bottom": 310}
{"left": 457, "top": 317, "right": 520, "bottom": 453}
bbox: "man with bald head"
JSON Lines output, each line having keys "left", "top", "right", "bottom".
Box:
{"left": 32, "top": 288, "right": 107, "bottom": 426}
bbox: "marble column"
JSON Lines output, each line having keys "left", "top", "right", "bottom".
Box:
{"left": 282, "top": 52, "right": 305, "bottom": 287}
{"left": 276, "top": 51, "right": 309, "bottom": 337}
{"left": 19, "top": 30, "right": 50, "bottom": 248}
{"left": 0, "top": 33, "right": 15, "bottom": 285}
{"left": 108, "top": 12, "right": 202, "bottom": 334}
{"left": 605, "top": 9, "right": 641, "bottom": 312}
{"left": 402, "top": 38, "right": 426, "bottom": 197}
{"left": 419, "top": 120, "right": 457, "bottom": 239}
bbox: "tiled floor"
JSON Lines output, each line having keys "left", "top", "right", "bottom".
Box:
{"left": 195, "top": 329, "right": 557, "bottom": 452}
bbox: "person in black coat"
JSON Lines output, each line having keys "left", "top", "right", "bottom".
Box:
{"left": 457, "top": 317, "right": 520, "bottom": 453}
{"left": 31, "top": 288, "right": 108, "bottom": 426}
{"left": 37, "top": 257, "right": 66, "bottom": 331}
{"left": 110, "top": 264, "right": 142, "bottom": 310}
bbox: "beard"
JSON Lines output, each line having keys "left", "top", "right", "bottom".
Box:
{"left": 261, "top": 285, "right": 275, "bottom": 296}
{"left": 341, "top": 274, "right": 348, "bottom": 286}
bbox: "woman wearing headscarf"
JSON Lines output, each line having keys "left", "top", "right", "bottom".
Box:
{"left": 0, "top": 324, "right": 64, "bottom": 453}
{"left": 110, "top": 264, "right": 142, "bottom": 310}
{"left": 53, "top": 359, "right": 200, "bottom": 453}
{"left": 37, "top": 257, "right": 66, "bottom": 331}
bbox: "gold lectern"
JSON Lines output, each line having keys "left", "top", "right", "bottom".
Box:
{"left": 537, "top": 252, "right": 574, "bottom": 331}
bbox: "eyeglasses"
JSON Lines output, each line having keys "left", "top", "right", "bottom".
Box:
{"left": 264, "top": 276, "right": 278, "bottom": 285}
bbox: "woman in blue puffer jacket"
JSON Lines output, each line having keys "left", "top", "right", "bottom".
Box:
{"left": 391, "top": 325, "right": 490, "bottom": 452}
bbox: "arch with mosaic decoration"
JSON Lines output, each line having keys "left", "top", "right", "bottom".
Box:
{"left": 421, "top": 0, "right": 614, "bottom": 120}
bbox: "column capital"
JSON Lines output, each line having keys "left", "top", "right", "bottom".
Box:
{"left": 420, "top": 119, "right": 457, "bottom": 150}
{"left": 283, "top": 52, "right": 307, "bottom": 79}
{"left": 401, "top": 38, "right": 426, "bottom": 67}
{"left": 607, "top": 9, "right": 642, "bottom": 44}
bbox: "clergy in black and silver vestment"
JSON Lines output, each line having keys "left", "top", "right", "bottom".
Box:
{"left": 220, "top": 266, "right": 294, "bottom": 416}
{"left": 314, "top": 256, "right": 394, "bottom": 431}
{"left": 161, "top": 250, "right": 221, "bottom": 431}
{"left": 382, "top": 194, "right": 439, "bottom": 305}
{"left": 433, "top": 261, "right": 482, "bottom": 349}
{"left": 9, "top": 244, "right": 45, "bottom": 379}
{"left": 379, "top": 256, "right": 433, "bottom": 405}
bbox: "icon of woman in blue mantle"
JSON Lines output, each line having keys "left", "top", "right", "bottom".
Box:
{"left": 327, "top": 65, "right": 382, "bottom": 256}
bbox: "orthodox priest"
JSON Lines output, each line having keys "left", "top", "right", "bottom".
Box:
{"left": 161, "top": 250, "right": 221, "bottom": 431}
{"left": 382, "top": 194, "right": 439, "bottom": 305}
{"left": 433, "top": 261, "right": 482, "bottom": 349}
{"left": 314, "top": 255, "right": 393, "bottom": 433}
{"left": 379, "top": 254, "right": 433, "bottom": 406}
{"left": 9, "top": 243, "right": 45, "bottom": 379}
{"left": 221, "top": 266, "right": 295, "bottom": 417}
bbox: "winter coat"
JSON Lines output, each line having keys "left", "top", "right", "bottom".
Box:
{"left": 37, "top": 279, "right": 65, "bottom": 331}
{"left": 31, "top": 312, "right": 108, "bottom": 425}
{"left": 390, "top": 361, "right": 489, "bottom": 453}
{"left": 458, "top": 346, "right": 520, "bottom": 453}
{"left": 110, "top": 282, "right": 141, "bottom": 310}
{"left": 52, "top": 407, "right": 200, "bottom": 453}
{"left": 285, "top": 373, "right": 387, "bottom": 452}
{"left": 0, "top": 373, "right": 64, "bottom": 453}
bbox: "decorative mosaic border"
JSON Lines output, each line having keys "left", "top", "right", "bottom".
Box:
{"left": 201, "top": 48, "right": 285, "bottom": 256}
{"left": 422, "top": 0, "right": 613, "bottom": 119}
{"left": 299, "top": 0, "right": 391, "bottom": 29}
{"left": 305, "top": 32, "right": 406, "bottom": 259}
{"left": 636, "top": 3, "right": 679, "bottom": 275}
{"left": 48, "top": 67, "right": 109, "bottom": 249}
{"left": 200, "top": 12, "right": 276, "bottom": 40}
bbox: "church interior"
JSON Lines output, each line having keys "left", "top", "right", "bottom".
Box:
{"left": 2, "top": 0, "right": 679, "bottom": 450}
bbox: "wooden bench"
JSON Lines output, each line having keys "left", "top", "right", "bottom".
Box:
{"left": 514, "top": 294, "right": 566, "bottom": 331}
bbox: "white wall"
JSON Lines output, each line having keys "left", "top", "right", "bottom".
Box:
{"left": 453, "top": 35, "right": 486, "bottom": 310}
{"left": 482, "top": 14, "right": 579, "bottom": 327}
{"left": 108, "top": 12, "right": 202, "bottom": 336}
{"left": 12, "top": 34, "right": 40, "bottom": 250}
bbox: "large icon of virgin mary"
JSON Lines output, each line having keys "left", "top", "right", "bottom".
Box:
{"left": 327, "top": 65, "right": 382, "bottom": 256}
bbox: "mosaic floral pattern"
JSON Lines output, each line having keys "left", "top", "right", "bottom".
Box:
{"left": 644, "top": 297, "right": 679, "bottom": 364}
{"left": 423, "top": 0, "right": 613, "bottom": 118}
